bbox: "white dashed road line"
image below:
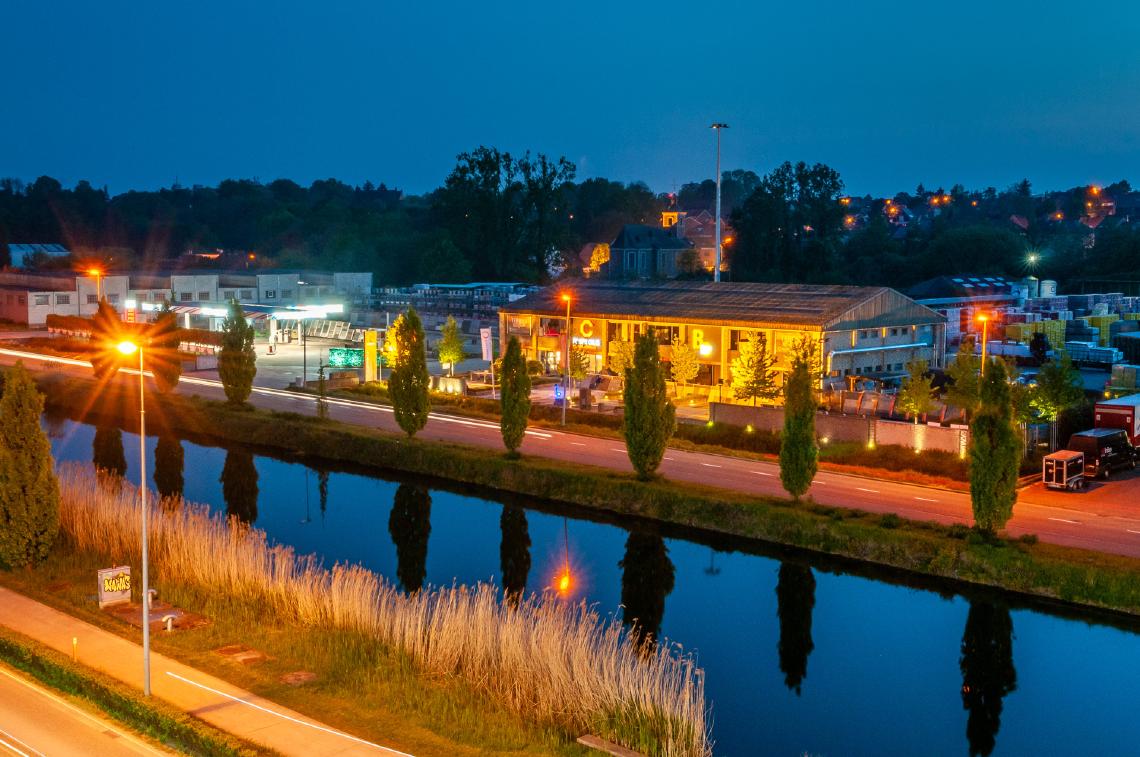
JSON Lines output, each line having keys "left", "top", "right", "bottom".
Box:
{"left": 856, "top": 487, "right": 879, "bottom": 494}
{"left": 1047, "top": 517, "right": 1081, "bottom": 525}
{"left": 701, "top": 463, "right": 722, "bottom": 468}
{"left": 914, "top": 496, "right": 938, "bottom": 502}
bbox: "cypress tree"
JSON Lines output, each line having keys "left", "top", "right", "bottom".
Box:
{"left": 623, "top": 333, "right": 676, "bottom": 480}
{"left": 499, "top": 336, "right": 531, "bottom": 456}
{"left": 389, "top": 308, "right": 430, "bottom": 438}
{"left": 969, "top": 360, "right": 1020, "bottom": 536}
{"left": 779, "top": 359, "right": 818, "bottom": 501}
{"left": 0, "top": 362, "right": 60, "bottom": 568}
{"left": 218, "top": 299, "right": 256, "bottom": 406}
{"left": 149, "top": 303, "right": 183, "bottom": 393}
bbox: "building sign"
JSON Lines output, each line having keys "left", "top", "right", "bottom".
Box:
{"left": 363, "top": 330, "right": 377, "bottom": 382}
{"left": 571, "top": 335, "right": 601, "bottom": 348}
{"left": 578, "top": 319, "right": 596, "bottom": 338}
{"left": 98, "top": 565, "right": 131, "bottom": 608}
{"left": 480, "top": 327, "right": 493, "bottom": 361}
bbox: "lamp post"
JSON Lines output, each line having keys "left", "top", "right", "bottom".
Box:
{"left": 561, "top": 293, "right": 572, "bottom": 426}
{"left": 88, "top": 268, "right": 103, "bottom": 303}
{"left": 977, "top": 314, "right": 990, "bottom": 376}
{"left": 117, "top": 340, "right": 151, "bottom": 697}
{"left": 710, "top": 123, "right": 729, "bottom": 282}
{"left": 298, "top": 281, "right": 308, "bottom": 387}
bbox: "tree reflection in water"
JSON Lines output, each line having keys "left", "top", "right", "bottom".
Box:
{"left": 499, "top": 505, "right": 531, "bottom": 604}
{"left": 317, "top": 468, "right": 330, "bottom": 519}
{"left": 220, "top": 449, "right": 259, "bottom": 525}
{"left": 619, "top": 531, "right": 675, "bottom": 648}
{"left": 154, "top": 434, "right": 184, "bottom": 504}
{"left": 775, "top": 561, "right": 816, "bottom": 695}
{"left": 389, "top": 483, "right": 431, "bottom": 593}
{"left": 92, "top": 423, "right": 127, "bottom": 479}
{"left": 960, "top": 599, "right": 1017, "bottom": 757}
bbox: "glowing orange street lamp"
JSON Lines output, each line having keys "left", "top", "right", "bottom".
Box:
{"left": 560, "top": 292, "right": 572, "bottom": 427}
{"left": 88, "top": 268, "right": 103, "bottom": 301}
{"left": 977, "top": 314, "right": 990, "bottom": 375}
{"left": 117, "top": 339, "right": 152, "bottom": 697}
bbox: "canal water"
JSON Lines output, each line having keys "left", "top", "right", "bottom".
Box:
{"left": 48, "top": 419, "right": 1140, "bottom": 756}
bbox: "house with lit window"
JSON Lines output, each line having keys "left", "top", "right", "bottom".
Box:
{"left": 500, "top": 280, "right": 947, "bottom": 388}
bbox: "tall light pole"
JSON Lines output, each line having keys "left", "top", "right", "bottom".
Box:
{"left": 298, "top": 281, "right": 308, "bottom": 387}
{"left": 117, "top": 339, "right": 151, "bottom": 697}
{"left": 88, "top": 268, "right": 103, "bottom": 303}
{"left": 561, "top": 292, "right": 572, "bottom": 426}
{"left": 710, "top": 123, "right": 729, "bottom": 282}
{"left": 977, "top": 314, "right": 990, "bottom": 376}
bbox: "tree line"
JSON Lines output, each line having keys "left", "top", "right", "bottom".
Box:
{"left": 6, "top": 154, "right": 1138, "bottom": 290}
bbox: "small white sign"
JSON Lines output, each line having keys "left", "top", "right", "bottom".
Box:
{"left": 480, "top": 327, "right": 493, "bottom": 361}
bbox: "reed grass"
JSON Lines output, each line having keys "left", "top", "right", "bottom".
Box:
{"left": 56, "top": 464, "right": 710, "bottom": 757}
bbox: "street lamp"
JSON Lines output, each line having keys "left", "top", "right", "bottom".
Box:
{"left": 116, "top": 339, "right": 151, "bottom": 698}
{"left": 977, "top": 314, "right": 990, "bottom": 375}
{"left": 88, "top": 268, "right": 103, "bottom": 302}
{"left": 297, "top": 281, "right": 308, "bottom": 387}
{"left": 561, "top": 292, "right": 572, "bottom": 426}
{"left": 710, "top": 123, "right": 729, "bottom": 283}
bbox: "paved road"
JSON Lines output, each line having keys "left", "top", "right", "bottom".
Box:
{"left": 4, "top": 343, "right": 1140, "bottom": 559}
{"left": 0, "top": 664, "right": 165, "bottom": 757}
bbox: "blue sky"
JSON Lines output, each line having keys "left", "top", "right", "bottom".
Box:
{"left": 3, "top": 1, "right": 1138, "bottom": 196}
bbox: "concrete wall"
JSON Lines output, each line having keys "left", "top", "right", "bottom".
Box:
{"left": 709, "top": 401, "right": 968, "bottom": 454}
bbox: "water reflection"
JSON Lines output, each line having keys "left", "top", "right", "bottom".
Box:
{"left": 619, "top": 531, "right": 675, "bottom": 648}
{"left": 154, "top": 434, "right": 184, "bottom": 503}
{"left": 775, "top": 562, "right": 816, "bottom": 696}
{"left": 220, "top": 449, "right": 259, "bottom": 525}
{"left": 317, "top": 468, "right": 330, "bottom": 520}
{"left": 92, "top": 423, "right": 127, "bottom": 478}
{"left": 499, "top": 505, "right": 531, "bottom": 603}
{"left": 960, "top": 600, "right": 1018, "bottom": 757}
{"left": 389, "top": 483, "right": 431, "bottom": 593}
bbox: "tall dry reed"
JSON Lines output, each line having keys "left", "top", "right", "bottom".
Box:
{"left": 57, "top": 464, "right": 710, "bottom": 756}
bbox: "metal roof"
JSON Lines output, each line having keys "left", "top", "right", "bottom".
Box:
{"left": 503, "top": 281, "right": 944, "bottom": 330}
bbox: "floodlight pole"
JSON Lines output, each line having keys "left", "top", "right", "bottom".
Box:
{"left": 711, "top": 123, "right": 729, "bottom": 282}
{"left": 137, "top": 346, "right": 151, "bottom": 697}
{"left": 562, "top": 296, "right": 572, "bottom": 426}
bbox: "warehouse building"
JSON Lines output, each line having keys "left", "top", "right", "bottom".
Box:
{"left": 500, "top": 281, "right": 947, "bottom": 390}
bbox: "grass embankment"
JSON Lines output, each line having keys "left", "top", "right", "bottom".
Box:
{"left": 343, "top": 381, "right": 978, "bottom": 487}
{"left": 29, "top": 370, "right": 1140, "bottom": 619}
{"left": 42, "top": 466, "right": 708, "bottom": 757}
{"left": 0, "top": 626, "right": 270, "bottom": 756}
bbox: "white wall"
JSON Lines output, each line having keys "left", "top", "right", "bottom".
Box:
{"left": 170, "top": 275, "right": 220, "bottom": 304}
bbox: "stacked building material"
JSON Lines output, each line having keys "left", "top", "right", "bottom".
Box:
{"left": 1087, "top": 314, "right": 1120, "bottom": 346}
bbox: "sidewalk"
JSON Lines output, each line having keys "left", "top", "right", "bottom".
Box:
{"left": 0, "top": 586, "right": 407, "bottom": 756}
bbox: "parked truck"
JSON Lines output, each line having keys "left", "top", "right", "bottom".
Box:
{"left": 1094, "top": 393, "right": 1140, "bottom": 446}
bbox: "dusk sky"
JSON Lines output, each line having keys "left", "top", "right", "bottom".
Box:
{"left": 5, "top": 1, "right": 1140, "bottom": 197}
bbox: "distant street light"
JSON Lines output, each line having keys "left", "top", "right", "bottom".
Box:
{"left": 977, "top": 314, "right": 990, "bottom": 376}
{"left": 561, "top": 292, "right": 572, "bottom": 426}
{"left": 710, "top": 123, "right": 729, "bottom": 282}
{"left": 88, "top": 268, "right": 103, "bottom": 301}
{"left": 116, "top": 339, "right": 152, "bottom": 697}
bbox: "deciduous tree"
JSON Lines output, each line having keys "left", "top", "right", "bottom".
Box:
{"left": 1030, "top": 352, "right": 1084, "bottom": 450}
{"left": 389, "top": 308, "right": 430, "bottom": 437}
{"left": 499, "top": 336, "right": 531, "bottom": 456}
{"left": 218, "top": 300, "right": 256, "bottom": 406}
{"left": 623, "top": 333, "right": 676, "bottom": 480}
{"left": 669, "top": 338, "right": 700, "bottom": 395}
{"left": 437, "top": 315, "right": 465, "bottom": 376}
{"left": 945, "top": 339, "right": 982, "bottom": 421}
{"left": 0, "top": 362, "right": 60, "bottom": 567}
{"left": 898, "top": 359, "right": 935, "bottom": 422}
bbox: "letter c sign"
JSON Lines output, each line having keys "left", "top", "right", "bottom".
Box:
{"left": 579, "top": 319, "right": 595, "bottom": 338}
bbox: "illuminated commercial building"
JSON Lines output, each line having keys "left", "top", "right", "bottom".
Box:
{"left": 500, "top": 281, "right": 947, "bottom": 387}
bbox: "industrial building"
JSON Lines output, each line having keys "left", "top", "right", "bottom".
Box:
{"left": 499, "top": 281, "right": 947, "bottom": 390}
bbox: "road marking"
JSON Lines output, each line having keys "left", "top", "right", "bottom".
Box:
{"left": 0, "top": 726, "right": 39, "bottom": 757}
{"left": 570, "top": 442, "right": 586, "bottom": 447}
{"left": 165, "top": 672, "right": 406, "bottom": 754}
{"left": 1047, "top": 517, "right": 1080, "bottom": 525}
{"left": 856, "top": 487, "right": 879, "bottom": 493}
{"left": 610, "top": 448, "right": 625, "bottom": 453}
{"left": 753, "top": 471, "right": 773, "bottom": 477}
{"left": 1126, "top": 529, "right": 1140, "bottom": 535}
{"left": 664, "top": 457, "right": 675, "bottom": 461}
{"left": 701, "top": 463, "right": 722, "bottom": 468}
{"left": 812, "top": 480, "right": 826, "bottom": 484}
{"left": 914, "top": 496, "right": 938, "bottom": 502}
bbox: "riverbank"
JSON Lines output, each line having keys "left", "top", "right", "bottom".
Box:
{"left": 21, "top": 369, "right": 1140, "bottom": 620}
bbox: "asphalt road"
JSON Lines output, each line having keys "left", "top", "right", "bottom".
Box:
{"left": 0, "top": 664, "right": 164, "bottom": 757}
{"left": 4, "top": 343, "right": 1140, "bottom": 559}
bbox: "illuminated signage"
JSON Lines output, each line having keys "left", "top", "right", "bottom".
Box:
{"left": 578, "top": 319, "right": 595, "bottom": 338}
{"left": 571, "top": 336, "right": 601, "bottom": 348}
